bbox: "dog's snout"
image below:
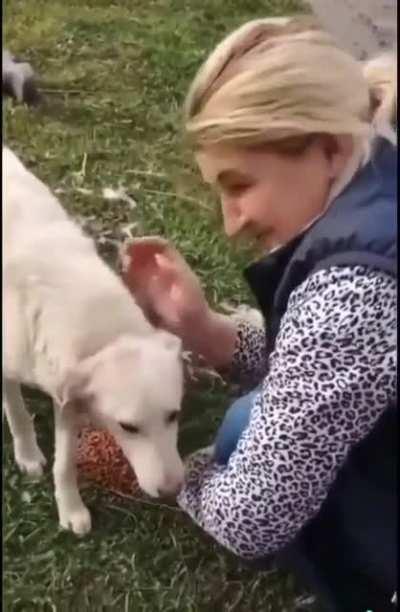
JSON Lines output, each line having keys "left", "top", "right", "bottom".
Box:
{"left": 157, "top": 477, "right": 183, "bottom": 498}
{"left": 157, "top": 485, "right": 180, "bottom": 498}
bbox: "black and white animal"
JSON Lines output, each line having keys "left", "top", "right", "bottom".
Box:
{"left": 3, "top": 49, "right": 41, "bottom": 105}
{"left": 3, "top": 146, "right": 185, "bottom": 535}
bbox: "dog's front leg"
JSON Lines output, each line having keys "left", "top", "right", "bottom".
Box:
{"left": 53, "top": 404, "right": 91, "bottom": 536}
{"left": 3, "top": 379, "right": 47, "bottom": 477}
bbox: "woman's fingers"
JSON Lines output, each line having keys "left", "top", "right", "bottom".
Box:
{"left": 123, "top": 238, "right": 194, "bottom": 300}
{"left": 121, "top": 239, "right": 168, "bottom": 292}
{"left": 123, "top": 240, "right": 162, "bottom": 271}
{"left": 120, "top": 236, "right": 203, "bottom": 332}
{"left": 154, "top": 252, "right": 176, "bottom": 271}
{"left": 126, "top": 236, "right": 169, "bottom": 251}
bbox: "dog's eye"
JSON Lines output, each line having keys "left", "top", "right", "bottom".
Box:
{"left": 166, "top": 410, "right": 179, "bottom": 424}
{"left": 119, "top": 422, "right": 140, "bottom": 434}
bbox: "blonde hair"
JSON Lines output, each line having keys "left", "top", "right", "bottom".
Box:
{"left": 184, "top": 16, "right": 397, "bottom": 150}
{"left": 363, "top": 51, "right": 397, "bottom": 143}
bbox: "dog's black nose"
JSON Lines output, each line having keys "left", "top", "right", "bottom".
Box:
{"left": 157, "top": 482, "right": 182, "bottom": 498}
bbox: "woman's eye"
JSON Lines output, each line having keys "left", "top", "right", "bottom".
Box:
{"left": 166, "top": 410, "right": 179, "bottom": 424}
{"left": 119, "top": 422, "right": 140, "bottom": 434}
{"left": 226, "top": 183, "right": 250, "bottom": 196}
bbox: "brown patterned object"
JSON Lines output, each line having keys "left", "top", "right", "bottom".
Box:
{"left": 76, "top": 428, "right": 141, "bottom": 497}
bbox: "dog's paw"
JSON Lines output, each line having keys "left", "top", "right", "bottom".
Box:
{"left": 15, "top": 442, "right": 47, "bottom": 479}
{"left": 59, "top": 505, "right": 92, "bottom": 536}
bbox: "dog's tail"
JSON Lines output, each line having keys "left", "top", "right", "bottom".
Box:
{"left": 3, "top": 49, "right": 41, "bottom": 106}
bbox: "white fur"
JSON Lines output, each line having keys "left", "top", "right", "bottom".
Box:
{"left": 3, "top": 146, "right": 185, "bottom": 535}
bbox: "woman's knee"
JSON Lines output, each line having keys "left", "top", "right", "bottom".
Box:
{"left": 214, "top": 390, "right": 257, "bottom": 465}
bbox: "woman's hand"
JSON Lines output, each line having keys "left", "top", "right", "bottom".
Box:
{"left": 120, "top": 237, "right": 237, "bottom": 367}
{"left": 120, "top": 237, "right": 210, "bottom": 339}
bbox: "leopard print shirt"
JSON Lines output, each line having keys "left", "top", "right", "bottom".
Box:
{"left": 177, "top": 266, "right": 397, "bottom": 559}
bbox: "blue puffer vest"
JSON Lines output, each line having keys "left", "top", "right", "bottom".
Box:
{"left": 244, "top": 137, "right": 397, "bottom": 612}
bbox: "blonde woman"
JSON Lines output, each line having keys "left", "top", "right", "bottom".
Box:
{"left": 124, "top": 17, "right": 397, "bottom": 612}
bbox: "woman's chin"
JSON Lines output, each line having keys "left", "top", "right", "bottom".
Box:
{"left": 255, "top": 233, "right": 278, "bottom": 254}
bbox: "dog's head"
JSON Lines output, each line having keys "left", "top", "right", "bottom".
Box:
{"left": 59, "top": 332, "right": 185, "bottom": 497}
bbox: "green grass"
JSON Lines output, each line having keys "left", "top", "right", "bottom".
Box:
{"left": 3, "top": 1, "right": 317, "bottom": 610}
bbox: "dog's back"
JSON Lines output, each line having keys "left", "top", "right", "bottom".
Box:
{"left": 3, "top": 147, "right": 152, "bottom": 387}
{"left": 3, "top": 146, "right": 78, "bottom": 250}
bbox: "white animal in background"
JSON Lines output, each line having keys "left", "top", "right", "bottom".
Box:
{"left": 3, "top": 146, "right": 185, "bottom": 535}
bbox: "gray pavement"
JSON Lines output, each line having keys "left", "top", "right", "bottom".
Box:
{"left": 306, "top": 0, "right": 397, "bottom": 59}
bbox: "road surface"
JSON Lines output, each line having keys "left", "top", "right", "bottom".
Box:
{"left": 306, "top": 0, "right": 397, "bottom": 59}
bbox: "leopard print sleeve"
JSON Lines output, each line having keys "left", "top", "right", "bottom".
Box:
{"left": 229, "top": 318, "right": 268, "bottom": 391}
{"left": 178, "top": 266, "right": 397, "bottom": 559}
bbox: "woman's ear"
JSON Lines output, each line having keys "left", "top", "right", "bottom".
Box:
{"left": 321, "top": 134, "right": 354, "bottom": 180}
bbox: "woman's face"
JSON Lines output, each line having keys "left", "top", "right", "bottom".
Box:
{"left": 196, "top": 137, "right": 351, "bottom": 252}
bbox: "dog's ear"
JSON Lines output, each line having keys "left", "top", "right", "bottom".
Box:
{"left": 157, "top": 330, "right": 182, "bottom": 354}
{"left": 55, "top": 364, "right": 92, "bottom": 409}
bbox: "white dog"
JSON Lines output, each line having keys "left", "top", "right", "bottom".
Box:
{"left": 3, "top": 146, "right": 185, "bottom": 535}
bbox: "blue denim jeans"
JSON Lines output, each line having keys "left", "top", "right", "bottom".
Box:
{"left": 214, "top": 388, "right": 259, "bottom": 465}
